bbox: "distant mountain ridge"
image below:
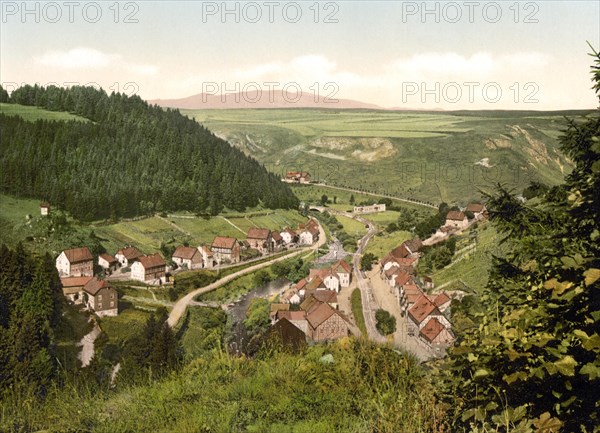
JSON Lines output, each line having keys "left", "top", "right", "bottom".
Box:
{"left": 150, "top": 90, "right": 385, "bottom": 110}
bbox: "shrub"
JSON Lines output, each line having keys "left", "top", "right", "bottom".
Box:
{"left": 375, "top": 309, "right": 396, "bottom": 336}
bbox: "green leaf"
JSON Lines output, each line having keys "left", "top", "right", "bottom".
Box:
{"left": 473, "top": 368, "right": 490, "bottom": 379}
{"left": 503, "top": 371, "right": 528, "bottom": 384}
{"left": 580, "top": 362, "right": 600, "bottom": 379}
{"left": 560, "top": 256, "right": 578, "bottom": 269}
{"left": 554, "top": 355, "right": 577, "bottom": 376}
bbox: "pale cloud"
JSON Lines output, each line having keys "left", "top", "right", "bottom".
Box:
{"left": 35, "top": 47, "right": 158, "bottom": 76}
{"left": 37, "top": 47, "right": 116, "bottom": 69}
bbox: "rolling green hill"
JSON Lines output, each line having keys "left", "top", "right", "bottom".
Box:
{"left": 184, "top": 108, "right": 592, "bottom": 205}
{"left": 0, "top": 85, "right": 299, "bottom": 221}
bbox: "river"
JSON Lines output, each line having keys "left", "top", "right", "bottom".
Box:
{"left": 227, "top": 277, "right": 290, "bottom": 355}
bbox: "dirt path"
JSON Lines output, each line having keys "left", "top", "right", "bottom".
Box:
{"left": 78, "top": 318, "right": 101, "bottom": 367}
{"left": 157, "top": 214, "right": 190, "bottom": 236}
{"left": 219, "top": 216, "right": 247, "bottom": 235}
{"left": 167, "top": 220, "right": 326, "bottom": 328}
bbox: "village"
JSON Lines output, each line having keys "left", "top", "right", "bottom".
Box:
{"left": 52, "top": 184, "right": 487, "bottom": 360}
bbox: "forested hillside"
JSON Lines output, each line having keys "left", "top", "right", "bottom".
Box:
{"left": 0, "top": 85, "right": 299, "bottom": 220}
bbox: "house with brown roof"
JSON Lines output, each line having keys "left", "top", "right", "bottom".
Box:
{"left": 280, "top": 228, "right": 298, "bottom": 245}
{"left": 266, "top": 318, "right": 307, "bottom": 352}
{"left": 400, "top": 284, "right": 425, "bottom": 313}
{"left": 304, "top": 301, "right": 349, "bottom": 342}
{"left": 56, "top": 247, "right": 94, "bottom": 277}
{"left": 304, "top": 290, "right": 338, "bottom": 309}
{"left": 131, "top": 253, "right": 166, "bottom": 283}
{"left": 40, "top": 202, "right": 50, "bottom": 216}
{"left": 247, "top": 228, "right": 272, "bottom": 253}
{"left": 276, "top": 310, "right": 310, "bottom": 335}
{"left": 466, "top": 203, "right": 487, "bottom": 219}
{"left": 331, "top": 259, "right": 352, "bottom": 287}
{"left": 115, "top": 246, "right": 143, "bottom": 267}
{"left": 211, "top": 236, "right": 240, "bottom": 264}
{"left": 280, "top": 287, "right": 302, "bottom": 305}
{"left": 98, "top": 253, "right": 118, "bottom": 273}
{"left": 403, "top": 238, "right": 423, "bottom": 255}
{"left": 271, "top": 231, "right": 284, "bottom": 250}
{"left": 429, "top": 292, "right": 451, "bottom": 313}
{"left": 270, "top": 303, "right": 291, "bottom": 323}
{"left": 308, "top": 268, "right": 340, "bottom": 292}
{"left": 83, "top": 277, "right": 118, "bottom": 317}
{"left": 298, "top": 219, "right": 320, "bottom": 245}
{"left": 390, "top": 244, "right": 410, "bottom": 260}
{"left": 305, "top": 276, "right": 327, "bottom": 291}
{"left": 60, "top": 276, "right": 93, "bottom": 304}
{"left": 445, "top": 210, "right": 468, "bottom": 229}
{"left": 198, "top": 245, "right": 214, "bottom": 268}
{"left": 172, "top": 246, "right": 202, "bottom": 270}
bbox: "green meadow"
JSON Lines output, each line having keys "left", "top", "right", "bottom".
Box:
{"left": 0, "top": 102, "right": 88, "bottom": 122}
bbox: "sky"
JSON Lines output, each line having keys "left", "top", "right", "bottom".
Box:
{"left": 1, "top": 1, "right": 599, "bottom": 110}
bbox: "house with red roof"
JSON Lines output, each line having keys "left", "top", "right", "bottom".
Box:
{"left": 407, "top": 294, "right": 451, "bottom": 336}
{"left": 419, "top": 317, "right": 455, "bottom": 349}
{"left": 131, "top": 253, "right": 166, "bottom": 283}
{"left": 56, "top": 247, "right": 94, "bottom": 277}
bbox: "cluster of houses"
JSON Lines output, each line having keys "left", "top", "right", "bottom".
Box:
{"left": 379, "top": 238, "right": 455, "bottom": 350}
{"left": 282, "top": 171, "right": 311, "bottom": 184}
{"left": 54, "top": 218, "right": 322, "bottom": 316}
{"left": 174, "top": 218, "right": 320, "bottom": 269}
{"left": 269, "top": 259, "right": 353, "bottom": 343}
{"left": 56, "top": 247, "right": 119, "bottom": 317}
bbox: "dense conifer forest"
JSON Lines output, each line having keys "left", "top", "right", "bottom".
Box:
{"left": 0, "top": 85, "right": 299, "bottom": 220}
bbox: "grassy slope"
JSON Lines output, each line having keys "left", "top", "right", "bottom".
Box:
{"left": 0, "top": 194, "right": 308, "bottom": 256}
{"left": 0, "top": 102, "right": 88, "bottom": 122}
{"left": 5, "top": 339, "right": 445, "bottom": 433}
{"left": 365, "top": 230, "right": 413, "bottom": 259}
{"left": 185, "top": 108, "right": 587, "bottom": 205}
{"left": 428, "top": 220, "right": 506, "bottom": 292}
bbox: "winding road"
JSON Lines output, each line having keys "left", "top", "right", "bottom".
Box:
{"left": 167, "top": 220, "right": 326, "bottom": 328}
